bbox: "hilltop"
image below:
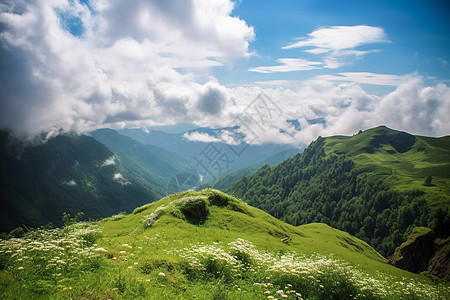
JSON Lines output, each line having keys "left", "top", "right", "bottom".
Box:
{"left": 1, "top": 190, "right": 446, "bottom": 299}
{"left": 226, "top": 126, "right": 450, "bottom": 258}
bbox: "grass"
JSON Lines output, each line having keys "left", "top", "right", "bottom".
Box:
{"left": 1, "top": 189, "right": 448, "bottom": 299}
{"left": 324, "top": 126, "right": 450, "bottom": 208}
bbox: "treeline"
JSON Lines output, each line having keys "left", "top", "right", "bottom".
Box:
{"left": 226, "top": 138, "right": 448, "bottom": 258}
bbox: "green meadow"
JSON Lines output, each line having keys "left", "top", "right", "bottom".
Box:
{"left": 1, "top": 189, "right": 448, "bottom": 299}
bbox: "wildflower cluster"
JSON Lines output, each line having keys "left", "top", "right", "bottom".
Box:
{"left": 168, "top": 241, "right": 240, "bottom": 281}
{"left": 0, "top": 223, "right": 103, "bottom": 289}
{"left": 168, "top": 238, "right": 447, "bottom": 299}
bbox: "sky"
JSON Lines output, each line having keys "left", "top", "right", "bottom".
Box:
{"left": 0, "top": 0, "right": 449, "bottom": 146}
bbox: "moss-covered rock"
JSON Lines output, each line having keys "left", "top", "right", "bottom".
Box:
{"left": 389, "top": 227, "right": 450, "bottom": 278}
{"left": 389, "top": 227, "right": 435, "bottom": 274}
{"left": 177, "top": 196, "right": 209, "bottom": 224}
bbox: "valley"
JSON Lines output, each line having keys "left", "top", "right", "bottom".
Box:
{"left": 0, "top": 126, "right": 449, "bottom": 299}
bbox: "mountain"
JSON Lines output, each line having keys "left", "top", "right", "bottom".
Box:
{"left": 0, "top": 189, "right": 445, "bottom": 299}
{"left": 90, "top": 129, "right": 196, "bottom": 196}
{"left": 226, "top": 126, "right": 450, "bottom": 258}
{"left": 118, "top": 127, "right": 300, "bottom": 182}
{"left": 0, "top": 131, "right": 158, "bottom": 232}
{"left": 213, "top": 148, "right": 300, "bottom": 190}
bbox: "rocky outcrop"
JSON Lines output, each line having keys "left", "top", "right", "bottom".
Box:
{"left": 427, "top": 238, "right": 450, "bottom": 278}
{"left": 389, "top": 227, "right": 450, "bottom": 278}
{"left": 388, "top": 227, "right": 435, "bottom": 273}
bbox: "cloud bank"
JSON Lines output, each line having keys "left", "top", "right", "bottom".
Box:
{"left": 228, "top": 75, "right": 450, "bottom": 146}
{"left": 0, "top": 0, "right": 254, "bottom": 137}
{"left": 0, "top": 2, "right": 449, "bottom": 145}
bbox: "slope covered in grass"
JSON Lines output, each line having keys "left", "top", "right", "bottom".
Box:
{"left": 226, "top": 126, "right": 450, "bottom": 258}
{"left": 1, "top": 190, "right": 447, "bottom": 299}
{"left": 325, "top": 126, "right": 450, "bottom": 205}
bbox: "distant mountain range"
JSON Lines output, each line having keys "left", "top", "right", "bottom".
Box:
{"left": 118, "top": 127, "right": 300, "bottom": 181}
{"left": 90, "top": 129, "right": 196, "bottom": 195}
{"left": 0, "top": 127, "right": 298, "bottom": 232}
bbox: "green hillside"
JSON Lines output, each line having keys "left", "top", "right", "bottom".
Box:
{"left": 325, "top": 126, "right": 450, "bottom": 202}
{"left": 226, "top": 126, "right": 450, "bottom": 257}
{"left": 90, "top": 129, "right": 196, "bottom": 197}
{"left": 0, "top": 131, "right": 158, "bottom": 232}
{"left": 1, "top": 190, "right": 446, "bottom": 299}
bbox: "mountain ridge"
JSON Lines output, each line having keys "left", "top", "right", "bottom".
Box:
{"left": 226, "top": 125, "right": 450, "bottom": 258}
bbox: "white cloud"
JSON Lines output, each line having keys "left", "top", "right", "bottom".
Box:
{"left": 255, "top": 80, "right": 302, "bottom": 87}
{"left": 310, "top": 72, "right": 400, "bottom": 86}
{"left": 65, "top": 179, "right": 77, "bottom": 186}
{"left": 113, "top": 173, "right": 130, "bottom": 185}
{"left": 250, "top": 25, "right": 388, "bottom": 73}
{"left": 373, "top": 75, "right": 450, "bottom": 136}
{"left": 249, "top": 58, "right": 322, "bottom": 73}
{"left": 0, "top": 0, "right": 254, "bottom": 137}
{"left": 183, "top": 132, "right": 220, "bottom": 143}
{"left": 0, "top": 3, "right": 448, "bottom": 146}
{"left": 102, "top": 156, "right": 116, "bottom": 167}
{"left": 283, "top": 25, "right": 387, "bottom": 51}
{"left": 227, "top": 74, "right": 450, "bottom": 146}
{"left": 219, "top": 130, "right": 241, "bottom": 145}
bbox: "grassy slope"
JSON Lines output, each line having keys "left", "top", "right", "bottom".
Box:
{"left": 324, "top": 126, "right": 450, "bottom": 208}
{"left": 99, "top": 189, "right": 432, "bottom": 283}
{"left": 101, "top": 191, "right": 387, "bottom": 272}
{"left": 1, "top": 190, "right": 448, "bottom": 299}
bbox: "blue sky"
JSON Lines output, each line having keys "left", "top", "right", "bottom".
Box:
{"left": 220, "top": 0, "right": 450, "bottom": 88}
{"left": 0, "top": 0, "right": 449, "bottom": 144}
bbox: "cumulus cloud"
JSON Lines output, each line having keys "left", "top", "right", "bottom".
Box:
{"left": 102, "top": 156, "right": 116, "bottom": 167}
{"left": 195, "top": 82, "right": 227, "bottom": 115}
{"left": 0, "top": 2, "right": 448, "bottom": 146}
{"left": 227, "top": 74, "right": 449, "bottom": 146}
{"left": 374, "top": 75, "right": 450, "bottom": 135}
{"left": 0, "top": 0, "right": 254, "bottom": 137}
